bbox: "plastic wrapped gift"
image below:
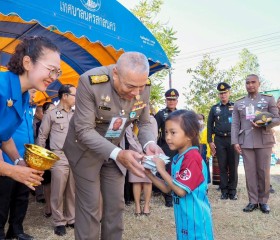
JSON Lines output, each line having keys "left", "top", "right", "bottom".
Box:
{"left": 142, "top": 154, "right": 170, "bottom": 173}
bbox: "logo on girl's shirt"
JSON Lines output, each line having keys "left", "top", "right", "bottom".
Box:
{"left": 178, "top": 168, "right": 191, "bottom": 181}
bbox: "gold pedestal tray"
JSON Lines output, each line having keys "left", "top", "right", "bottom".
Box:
{"left": 24, "top": 144, "right": 60, "bottom": 171}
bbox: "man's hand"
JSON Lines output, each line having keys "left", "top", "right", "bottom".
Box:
{"left": 251, "top": 121, "right": 261, "bottom": 128}
{"left": 209, "top": 142, "right": 216, "bottom": 156}
{"left": 116, "top": 150, "right": 145, "bottom": 178}
{"left": 145, "top": 142, "right": 164, "bottom": 156}
{"left": 234, "top": 144, "right": 242, "bottom": 155}
{"left": 10, "top": 166, "right": 44, "bottom": 190}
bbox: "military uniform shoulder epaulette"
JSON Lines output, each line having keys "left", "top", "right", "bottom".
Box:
{"left": 146, "top": 79, "right": 151, "bottom": 86}
{"left": 235, "top": 96, "right": 245, "bottom": 101}
{"left": 49, "top": 106, "right": 58, "bottom": 112}
{"left": 261, "top": 93, "right": 272, "bottom": 97}
{"left": 89, "top": 75, "right": 110, "bottom": 85}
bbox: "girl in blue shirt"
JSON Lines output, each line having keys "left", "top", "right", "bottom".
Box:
{"left": 145, "top": 110, "right": 214, "bottom": 240}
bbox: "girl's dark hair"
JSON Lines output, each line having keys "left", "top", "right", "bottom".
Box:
{"left": 166, "top": 109, "right": 200, "bottom": 147}
{"left": 197, "top": 113, "right": 205, "bottom": 120}
{"left": 42, "top": 102, "right": 54, "bottom": 114}
{"left": 58, "top": 84, "right": 75, "bottom": 100}
{"left": 7, "top": 36, "right": 60, "bottom": 75}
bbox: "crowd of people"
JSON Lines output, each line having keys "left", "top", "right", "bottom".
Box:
{"left": 0, "top": 36, "right": 280, "bottom": 240}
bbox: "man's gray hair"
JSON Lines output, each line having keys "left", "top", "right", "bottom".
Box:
{"left": 117, "top": 52, "right": 149, "bottom": 76}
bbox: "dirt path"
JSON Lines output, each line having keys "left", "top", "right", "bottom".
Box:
{"left": 22, "top": 165, "right": 280, "bottom": 240}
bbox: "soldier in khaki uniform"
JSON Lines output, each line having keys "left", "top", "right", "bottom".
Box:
{"left": 38, "top": 84, "right": 76, "bottom": 236}
{"left": 63, "top": 52, "right": 163, "bottom": 240}
{"left": 231, "top": 74, "right": 280, "bottom": 214}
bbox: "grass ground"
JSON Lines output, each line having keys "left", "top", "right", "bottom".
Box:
{"left": 21, "top": 164, "right": 280, "bottom": 240}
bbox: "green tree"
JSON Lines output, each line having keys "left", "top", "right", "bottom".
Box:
{"left": 232, "top": 48, "right": 260, "bottom": 79}
{"left": 184, "top": 54, "right": 225, "bottom": 117}
{"left": 131, "top": 0, "right": 180, "bottom": 106}
{"left": 184, "top": 49, "right": 264, "bottom": 118}
{"left": 227, "top": 48, "right": 272, "bottom": 94}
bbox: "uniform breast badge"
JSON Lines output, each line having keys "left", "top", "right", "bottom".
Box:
{"left": 238, "top": 102, "right": 245, "bottom": 110}
{"left": 56, "top": 111, "right": 63, "bottom": 119}
{"left": 119, "top": 109, "right": 125, "bottom": 116}
{"left": 135, "top": 95, "right": 140, "bottom": 101}
{"left": 129, "top": 95, "right": 142, "bottom": 119}
{"left": 257, "top": 98, "right": 268, "bottom": 110}
{"left": 215, "top": 106, "right": 221, "bottom": 114}
{"left": 129, "top": 111, "right": 137, "bottom": 119}
{"left": 132, "top": 97, "right": 147, "bottom": 112}
{"left": 7, "top": 98, "right": 13, "bottom": 107}
{"left": 99, "top": 95, "right": 111, "bottom": 111}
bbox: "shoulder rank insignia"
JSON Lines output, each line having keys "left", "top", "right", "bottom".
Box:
{"left": 146, "top": 78, "right": 151, "bottom": 86}
{"left": 7, "top": 98, "right": 13, "bottom": 107}
{"left": 235, "top": 96, "right": 245, "bottom": 101}
{"left": 261, "top": 93, "right": 272, "bottom": 97}
{"left": 89, "top": 75, "right": 109, "bottom": 85}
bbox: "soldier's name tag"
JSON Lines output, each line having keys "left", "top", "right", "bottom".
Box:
{"left": 246, "top": 105, "right": 255, "bottom": 120}
{"left": 105, "top": 117, "right": 127, "bottom": 138}
{"left": 98, "top": 106, "right": 111, "bottom": 111}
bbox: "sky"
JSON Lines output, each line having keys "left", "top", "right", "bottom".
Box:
{"left": 118, "top": 0, "right": 280, "bottom": 108}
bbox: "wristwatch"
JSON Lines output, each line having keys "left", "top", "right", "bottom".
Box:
{"left": 14, "top": 157, "right": 24, "bottom": 165}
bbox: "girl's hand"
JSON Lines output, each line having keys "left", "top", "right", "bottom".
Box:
{"left": 144, "top": 168, "right": 152, "bottom": 176}
{"left": 152, "top": 157, "right": 166, "bottom": 171}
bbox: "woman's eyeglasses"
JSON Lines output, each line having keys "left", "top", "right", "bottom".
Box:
{"left": 37, "top": 60, "right": 62, "bottom": 79}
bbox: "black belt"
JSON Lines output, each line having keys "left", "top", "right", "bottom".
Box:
{"left": 215, "top": 132, "right": 231, "bottom": 137}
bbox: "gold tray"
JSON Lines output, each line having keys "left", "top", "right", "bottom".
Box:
{"left": 24, "top": 144, "right": 60, "bottom": 171}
